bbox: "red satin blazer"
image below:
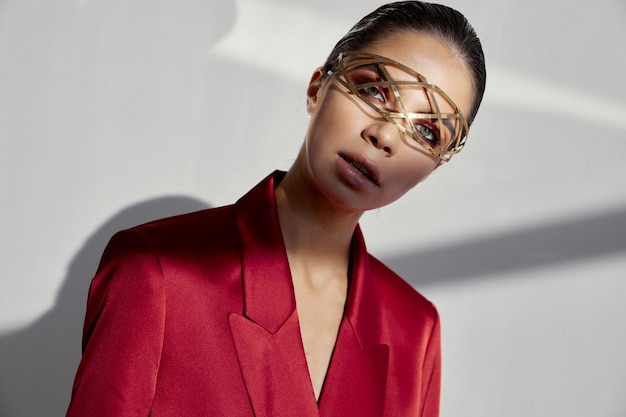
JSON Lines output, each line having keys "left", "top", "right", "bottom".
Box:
{"left": 66, "top": 171, "right": 441, "bottom": 417}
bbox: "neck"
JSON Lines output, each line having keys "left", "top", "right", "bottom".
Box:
{"left": 275, "top": 164, "right": 363, "bottom": 284}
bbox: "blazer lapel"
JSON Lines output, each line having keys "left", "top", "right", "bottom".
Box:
{"left": 228, "top": 311, "right": 319, "bottom": 417}
{"left": 230, "top": 172, "right": 389, "bottom": 417}
{"left": 319, "top": 227, "right": 390, "bottom": 417}
{"left": 230, "top": 172, "right": 319, "bottom": 417}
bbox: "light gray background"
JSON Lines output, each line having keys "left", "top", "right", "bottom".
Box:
{"left": 1, "top": 0, "right": 625, "bottom": 416}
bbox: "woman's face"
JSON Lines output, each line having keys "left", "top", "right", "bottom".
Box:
{"left": 301, "top": 30, "right": 474, "bottom": 213}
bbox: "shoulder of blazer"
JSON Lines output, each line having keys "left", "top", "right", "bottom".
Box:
{"left": 366, "top": 254, "right": 439, "bottom": 330}
{"left": 124, "top": 205, "right": 238, "bottom": 254}
{"left": 94, "top": 205, "right": 241, "bottom": 286}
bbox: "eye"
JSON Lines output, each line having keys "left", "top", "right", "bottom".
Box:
{"left": 414, "top": 122, "right": 440, "bottom": 146}
{"left": 346, "top": 67, "right": 388, "bottom": 103}
{"left": 358, "top": 85, "right": 386, "bottom": 102}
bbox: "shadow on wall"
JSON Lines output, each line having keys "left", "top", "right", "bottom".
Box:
{"left": 0, "top": 197, "right": 210, "bottom": 417}
{"left": 0, "top": 0, "right": 232, "bottom": 413}
{"left": 386, "top": 206, "right": 626, "bottom": 286}
{"left": 1, "top": 202, "right": 625, "bottom": 416}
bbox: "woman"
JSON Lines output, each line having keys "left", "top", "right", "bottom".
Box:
{"left": 66, "top": 2, "right": 486, "bottom": 416}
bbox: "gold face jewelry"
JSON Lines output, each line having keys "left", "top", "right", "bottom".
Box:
{"left": 329, "top": 51, "right": 469, "bottom": 162}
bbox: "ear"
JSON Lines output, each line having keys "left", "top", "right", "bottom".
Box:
{"left": 306, "top": 67, "right": 326, "bottom": 115}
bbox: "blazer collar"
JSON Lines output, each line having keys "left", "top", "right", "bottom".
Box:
{"left": 344, "top": 224, "right": 385, "bottom": 351}
{"left": 231, "top": 171, "right": 389, "bottom": 416}
{"left": 232, "top": 170, "right": 384, "bottom": 346}
{"left": 233, "top": 171, "right": 294, "bottom": 334}
{"left": 321, "top": 218, "right": 389, "bottom": 416}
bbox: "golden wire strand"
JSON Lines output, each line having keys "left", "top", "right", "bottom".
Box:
{"left": 331, "top": 51, "right": 469, "bottom": 162}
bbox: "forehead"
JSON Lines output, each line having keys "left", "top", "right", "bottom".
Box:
{"left": 361, "top": 30, "right": 474, "bottom": 117}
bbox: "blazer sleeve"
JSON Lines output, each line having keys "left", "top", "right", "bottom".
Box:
{"left": 66, "top": 229, "right": 166, "bottom": 417}
{"left": 420, "top": 308, "right": 442, "bottom": 417}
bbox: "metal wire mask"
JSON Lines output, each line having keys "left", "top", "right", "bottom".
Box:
{"left": 329, "top": 51, "right": 469, "bottom": 162}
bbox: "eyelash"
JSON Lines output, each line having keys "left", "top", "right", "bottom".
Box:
{"left": 359, "top": 84, "right": 387, "bottom": 102}
{"left": 347, "top": 70, "right": 444, "bottom": 148}
{"left": 349, "top": 72, "right": 388, "bottom": 103}
{"left": 413, "top": 121, "right": 441, "bottom": 146}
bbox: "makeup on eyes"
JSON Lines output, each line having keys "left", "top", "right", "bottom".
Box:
{"left": 346, "top": 71, "right": 452, "bottom": 148}
{"left": 331, "top": 51, "right": 469, "bottom": 161}
{"left": 413, "top": 120, "right": 441, "bottom": 146}
{"left": 348, "top": 69, "right": 389, "bottom": 103}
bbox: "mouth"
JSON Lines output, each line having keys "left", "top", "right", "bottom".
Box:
{"left": 339, "top": 152, "right": 381, "bottom": 186}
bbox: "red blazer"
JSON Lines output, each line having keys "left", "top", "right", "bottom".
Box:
{"left": 66, "top": 171, "right": 441, "bottom": 417}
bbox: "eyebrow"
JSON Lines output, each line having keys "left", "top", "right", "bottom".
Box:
{"left": 406, "top": 113, "right": 457, "bottom": 142}
{"left": 350, "top": 63, "right": 384, "bottom": 78}
{"left": 345, "top": 61, "right": 460, "bottom": 142}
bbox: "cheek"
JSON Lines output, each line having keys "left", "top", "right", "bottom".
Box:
{"left": 305, "top": 101, "right": 358, "bottom": 152}
{"left": 389, "top": 155, "right": 439, "bottom": 194}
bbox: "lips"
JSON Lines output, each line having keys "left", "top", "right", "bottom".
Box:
{"left": 338, "top": 152, "right": 381, "bottom": 186}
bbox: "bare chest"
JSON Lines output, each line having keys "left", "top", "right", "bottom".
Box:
{"left": 293, "top": 279, "right": 347, "bottom": 401}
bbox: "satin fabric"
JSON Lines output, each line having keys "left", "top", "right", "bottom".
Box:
{"left": 66, "top": 171, "right": 441, "bottom": 417}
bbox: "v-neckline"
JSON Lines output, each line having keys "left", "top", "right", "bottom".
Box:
{"left": 231, "top": 171, "right": 390, "bottom": 417}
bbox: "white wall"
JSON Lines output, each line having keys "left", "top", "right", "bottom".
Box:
{"left": 1, "top": 0, "right": 625, "bottom": 416}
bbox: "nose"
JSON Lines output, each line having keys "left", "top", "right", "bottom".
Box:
{"left": 362, "top": 119, "right": 400, "bottom": 156}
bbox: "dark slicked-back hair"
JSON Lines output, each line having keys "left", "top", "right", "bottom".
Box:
{"left": 323, "top": 1, "right": 486, "bottom": 125}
